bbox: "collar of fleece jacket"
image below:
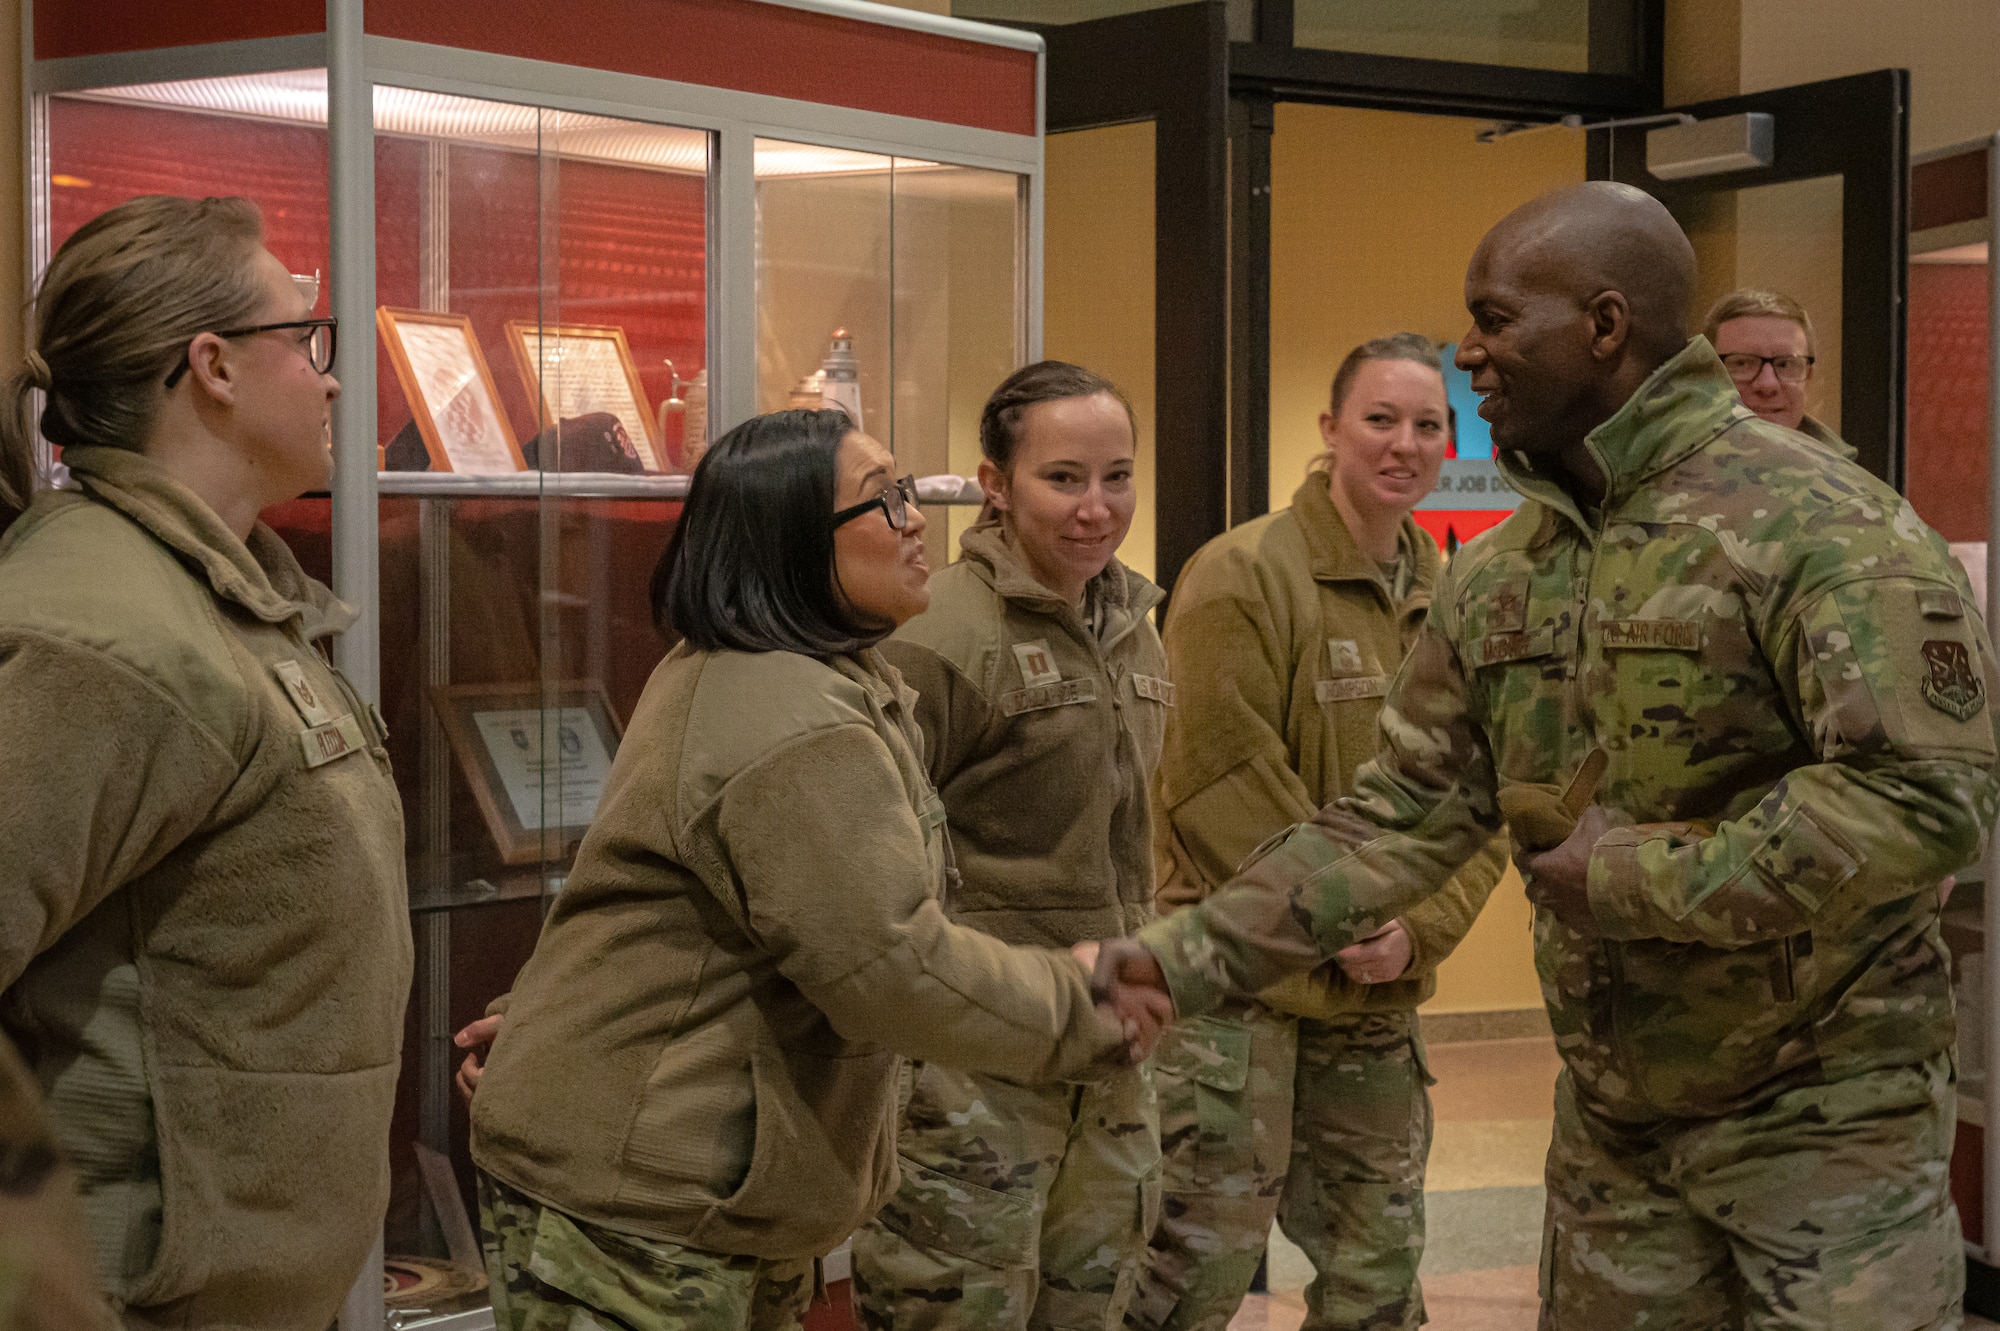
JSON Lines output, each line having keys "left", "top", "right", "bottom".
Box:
{"left": 1289, "top": 470, "right": 1439, "bottom": 598}
{"left": 58, "top": 445, "right": 355, "bottom": 640}
{"left": 954, "top": 517, "right": 1164, "bottom": 640}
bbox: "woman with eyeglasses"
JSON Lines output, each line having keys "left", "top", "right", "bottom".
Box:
{"left": 0, "top": 194, "right": 407, "bottom": 1330}
{"left": 1703, "top": 288, "right": 1847, "bottom": 451}
{"left": 466, "top": 408, "right": 1150, "bottom": 1331}
{"left": 851, "top": 361, "right": 1171, "bottom": 1331}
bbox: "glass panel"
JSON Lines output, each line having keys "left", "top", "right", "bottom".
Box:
{"left": 755, "top": 139, "right": 1025, "bottom": 572}
{"left": 1673, "top": 174, "right": 1843, "bottom": 438}
{"left": 1266, "top": 103, "right": 1582, "bottom": 536}
{"left": 1295, "top": 0, "right": 1595, "bottom": 73}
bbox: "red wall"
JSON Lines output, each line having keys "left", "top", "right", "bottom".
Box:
{"left": 1905, "top": 262, "right": 1990, "bottom": 543}
{"left": 34, "top": 0, "right": 1035, "bottom": 137}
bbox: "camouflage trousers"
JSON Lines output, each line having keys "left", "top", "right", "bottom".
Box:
{"left": 852, "top": 1061, "right": 1161, "bottom": 1331}
{"left": 478, "top": 1173, "right": 816, "bottom": 1331}
{"left": 1129, "top": 1005, "right": 1431, "bottom": 1331}
{"left": 1541, "top": 1054, "right": 1963, "bottom": 1330}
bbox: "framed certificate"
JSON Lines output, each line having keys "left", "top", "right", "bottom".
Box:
{"left": 431, "top": 680, "right": 624, "bottom": 865}
{"left": 377, "top": 307, "right": 526, "bottom": 475}
{"left": 504, "top": 320, "right": 663, "bottom": 472}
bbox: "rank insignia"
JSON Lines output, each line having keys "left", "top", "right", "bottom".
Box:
{"left": 1920, "top": 639, "right": 1985, "bottom": 721}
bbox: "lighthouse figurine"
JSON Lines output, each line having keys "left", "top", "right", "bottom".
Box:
{"left": 819, "top": 328, "right": 863, "bottom": 433}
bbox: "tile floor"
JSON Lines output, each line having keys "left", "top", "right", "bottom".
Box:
{"left": 1228, "top": 1034, "right": 2000, "bottom": 1331}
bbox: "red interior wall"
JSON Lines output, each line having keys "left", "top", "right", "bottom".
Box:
{"left": 50, "top": 97, "right": 330, "bottom": 276}
{"left": 1906, "top": 261, "right": 1990, "bottom": 543}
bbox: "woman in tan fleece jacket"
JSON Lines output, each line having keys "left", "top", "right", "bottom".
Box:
{"left": 852, "top": 361, "right": 1169, "bottom": 1331}
{"left": 467, "top": 408, "right": 1146, "bottom": 1331}
{"left": 0, "top": 195, "right": 410, "bottom": 1329}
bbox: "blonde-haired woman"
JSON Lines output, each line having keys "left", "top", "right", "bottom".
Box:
{"left": 0, "top": 194, "right": 410, "bottom": 1329}
{"left": 1133, "top": 334, "right": 1506, "bottom": 1331}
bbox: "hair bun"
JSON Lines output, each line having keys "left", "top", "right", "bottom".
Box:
{"left": 21, "top": 349, "right": 51, "bottom": 391}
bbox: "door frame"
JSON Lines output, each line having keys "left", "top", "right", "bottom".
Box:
{"left": 1598, "top": 68, "right": 1912, "bottom": 487}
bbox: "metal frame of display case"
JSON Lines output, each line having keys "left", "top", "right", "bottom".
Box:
{"left": 23, "top": 5, "right": 1039, "bottom": 1327}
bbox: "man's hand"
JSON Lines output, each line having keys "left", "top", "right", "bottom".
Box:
{"left": 1518, "top": 804, "right": 1616, "bottom": 932}
{"left": 1088, "top": 937, "right": 1175, "bottom": 1062}
{"left": 453, "top": 1014, "right": 503, "bottom": 1105}
{"left": 1335, "top": 920, "right": 1414, "bottom": 985}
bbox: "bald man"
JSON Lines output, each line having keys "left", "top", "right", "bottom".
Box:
{"left": 1099, "top": 182, "right": 1997, "bottom": 1329}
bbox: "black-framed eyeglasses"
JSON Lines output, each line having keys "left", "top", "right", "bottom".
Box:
{"left": 1720, "top": 352, "right": 1813, "bottom": 385}
{"left": 164, "top": 317, "right": 338, "bottom": 388}
{"left": 833, "top": 474, "right": 918, "bottom": 532}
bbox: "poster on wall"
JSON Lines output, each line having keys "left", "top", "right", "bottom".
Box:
{"left": 430, "top": 680, "right": 624, "bottom": 865}
{"left": 377, "top": 307, "right": 526, "bottom": 475}
{"left": 504, "top": 321, "right": 664, "bottom": 472}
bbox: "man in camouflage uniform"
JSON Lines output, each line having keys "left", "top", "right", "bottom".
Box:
{"left": 1099, "top": 181, "right": 1999, "bottom": 1328}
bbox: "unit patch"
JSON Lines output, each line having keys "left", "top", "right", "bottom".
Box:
{"left": 274, "top": 659, "right": 336, "bottom": 726}
{"left": 1013, "top": 640, "right": 1063, "bottom": 688}
{"left": 1317, "top": 676, "right": 1388, "bottom": 704}
{"left": 1920, "top": 639, "right": 1986, "bottom": 721}
{"left": 1600, "top": 618, "right": 1702, "bottom": 652}
{"left": 1326, "top": 639, "right": 1366, "bottom": 676}
{"left": 1132, "top": 674, "right": 1177, "bottom": 705}
{"left": 999, "top": 678, "right": 1098, "bottom": 717}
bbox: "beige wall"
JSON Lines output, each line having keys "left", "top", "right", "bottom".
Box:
{"left": 1042, "top": 121, "right": 1157, "bottom": 582}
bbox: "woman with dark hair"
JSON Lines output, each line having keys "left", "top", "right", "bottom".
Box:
{"left": 852, "top": 361, "right": 1170, "bottom": 1331}
{"left": 467, "top": 409, "right": 1146, "bottom": 1331}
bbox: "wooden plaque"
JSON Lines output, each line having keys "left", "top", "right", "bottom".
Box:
{"left": 377, "top": 307, "right": 525, "bottom": 475}
{"left": 504, "top": 320, "right": 664, "bottom": 472}
{"left": 430, "top": 680, "right": 625, "bottom": 865}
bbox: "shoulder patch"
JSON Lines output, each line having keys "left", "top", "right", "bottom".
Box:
{"left": 1920, "top": 639, "right": 1985, "bottom": 721}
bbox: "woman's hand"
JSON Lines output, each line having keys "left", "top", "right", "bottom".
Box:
{"left": 453, "top": 1014, "right": 503, "bottom": 1105}
{"left": 1074, "top": 940, "right": 1171, "bottom": 1062}
{"left": 1335, "top": 920, "right": 1414, "bottom": 986}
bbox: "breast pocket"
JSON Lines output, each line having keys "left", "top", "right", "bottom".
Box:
{"left": 1316, "top": 638, "right": 1392, "bottom": 776}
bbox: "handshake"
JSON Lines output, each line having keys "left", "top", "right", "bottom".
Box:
{"left": 1072, "top": 939, "right": 1175, "bottom": 1062}
{"left": 1075, "top": 916, "right": 1417, "bottom": 1062}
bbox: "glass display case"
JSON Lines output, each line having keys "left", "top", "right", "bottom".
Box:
{"left": 28, "top": 2, "right": 1043, "bottom": 1324}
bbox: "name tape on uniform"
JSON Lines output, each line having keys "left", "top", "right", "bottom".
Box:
{"left": 1600, "top": 618, "right": 1702, "bottom": 652}
{"left": 999, "top": 678, "right": 1097, "bottom": 717}
{"left": 299, "top": 713, "right": 368, "bottom": 769}
{"left": 1132, "top": 674, "right": 1176, "bottom": 705}
{"left": 1317, "top": 676, "right": 1388, "bottom": 704}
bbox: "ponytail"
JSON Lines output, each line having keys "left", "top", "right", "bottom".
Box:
{"left": 0, "top": 195, "right": 266, "bottom": 530}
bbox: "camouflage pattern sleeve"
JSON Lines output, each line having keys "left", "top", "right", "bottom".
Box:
{"left": 1399, "top": 830, "right": 1510, "bottom": 976}
{"left": 1588, "top": 526, "right": 2000, "bottom": 947}
{"left": 1136, "top": 598, "right": 1504, "bottom": 1018}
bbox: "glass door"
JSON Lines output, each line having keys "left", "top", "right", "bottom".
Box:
{"left": 1595, "top": 68, "right": 1910, "bottom": 486}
